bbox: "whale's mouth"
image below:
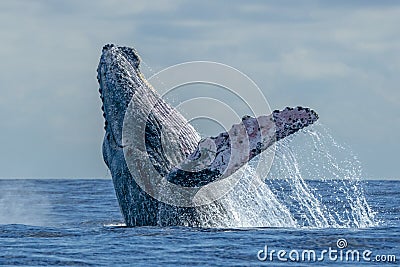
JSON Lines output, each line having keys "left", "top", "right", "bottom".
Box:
{"left": 97, "top": 44, "right": 144, "bottom": 148}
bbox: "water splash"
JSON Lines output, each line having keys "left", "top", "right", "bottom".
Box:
{"left": 197, "top": 167, "right": 297, "bottom": 228}
{"left": 197, "top": 123, "right": 378, "bottom": 228}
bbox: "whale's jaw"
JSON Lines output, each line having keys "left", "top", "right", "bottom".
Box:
{"left": 97, "top": 44, "right": 319, "bottom": 226}
{"left": 98, "top": 44, "right": 201, "bottom": 226}
{"left": 97, "top": 44, "right": 142, "bottom": 156}
{"left": 98, "top": 44, "right": 157, "bottom": 226}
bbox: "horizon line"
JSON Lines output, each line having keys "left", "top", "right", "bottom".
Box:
{"left": 0, "top": 177, "right": 398, "bottom": 181}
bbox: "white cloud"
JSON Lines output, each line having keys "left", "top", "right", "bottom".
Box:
{"left": 0, "top": 0, "right": 399, "bottom": 178}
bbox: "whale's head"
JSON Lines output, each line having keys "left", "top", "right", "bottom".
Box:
{"left": 97, "top": 44, "right": 146, "bottom": 167}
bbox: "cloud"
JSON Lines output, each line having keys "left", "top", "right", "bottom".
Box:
{"left": 0, "top": 0, "right": 399, "bottom": 178}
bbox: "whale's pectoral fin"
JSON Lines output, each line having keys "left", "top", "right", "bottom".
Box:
{"left": 166, "top": 106, "right": 318, "bottom": 187}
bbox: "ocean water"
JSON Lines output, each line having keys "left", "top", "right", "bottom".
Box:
{"left": 0, "top": 179, "right": 398, "bottom": 266}
{"left": 1, "top": 124, "right": 398, "bottom": 266}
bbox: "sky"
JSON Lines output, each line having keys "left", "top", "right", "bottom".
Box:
{"left": 0, "top": 0, "right": 399, "bottom": 179}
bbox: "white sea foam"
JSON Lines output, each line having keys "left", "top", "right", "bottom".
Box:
{"left": 103, "top": 222, "right": 126, "bottom": 227}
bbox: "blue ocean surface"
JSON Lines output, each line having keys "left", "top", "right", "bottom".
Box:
{"left": 0, "top": 179, "right": 398, "bottom": 266}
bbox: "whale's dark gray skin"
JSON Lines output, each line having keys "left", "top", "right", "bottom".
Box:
{"left": 97, "top": 44, "right": 319, "bottom": 226}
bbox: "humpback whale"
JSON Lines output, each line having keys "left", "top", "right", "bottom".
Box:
{"left": 97, "top": 44, "right": 319, "bottom": 226}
